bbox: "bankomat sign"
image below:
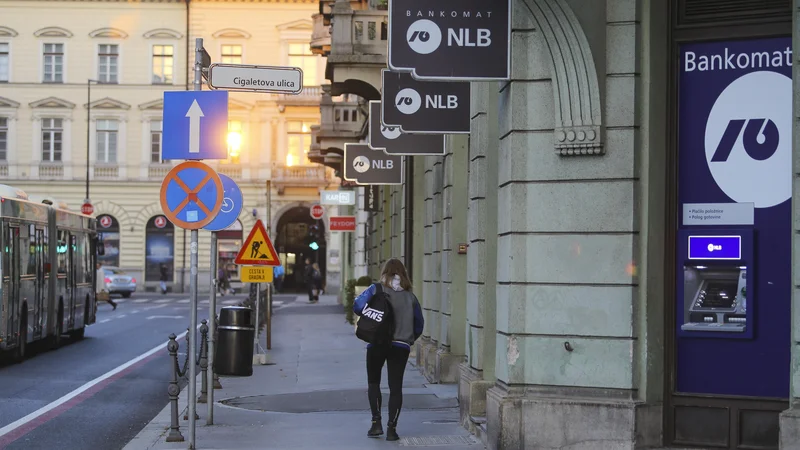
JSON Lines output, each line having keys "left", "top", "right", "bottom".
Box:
{"left": 677, "top": 37, "right": 791, "bottom": 399}
{"left": 388, "top": 0, "right": 511, "bottom": 80}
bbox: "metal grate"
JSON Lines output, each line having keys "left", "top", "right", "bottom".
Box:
{"left": 680, "top": 0, "right": 790, "bottom": 24}
{"left": 400, "top": 435, "right": 479, "bottom": 446}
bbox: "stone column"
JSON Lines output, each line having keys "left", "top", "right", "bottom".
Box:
{"left": 419, "top": 156, "right": 440, "bottom": 380}
{"left": 780, "top": 0, "right": 800, "bottom": 443}
{"left": 460, "top": 81, "right": 500, "bottom": 426}
{"left": 436, "top": 135, "right": 468, "bottom": 383}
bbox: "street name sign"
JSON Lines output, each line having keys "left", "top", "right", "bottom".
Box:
{"left": 320, "top": 190, "right": 356, "bottom": 205}
{"left": 330, "top": 216, "right": 357, "bottom": 232}
{"left": 344, "top": 144, "right": 403, "bottom": 185}
{"left": 381, "top": 69, "right": 470, "bottom": 134}
{"left": 235, "top": 220, "right": 280, "bottom": 266}
{"left": 240, "top": 266, "right": 274, "bottom": 283}
{"left": 388, "top": 0, "right": 511, "bottom": 80}
{"left": 162, "top": 91, "right": 229, "bottom": 160}
{"left": 208, "top": 64, "right": 303, "bottom": 94}
{"left": 203, "top": 174, "right": 243, "bottom": 232}
{"left": 368, "top": 101, "right": 445, "bottom": 155}
{"left": 160, "top": 161, "right": 224, "bottom": 230}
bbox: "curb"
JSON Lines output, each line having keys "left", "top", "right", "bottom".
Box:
{"left": 123, "top": 379, "right": 195, "bottom": 450}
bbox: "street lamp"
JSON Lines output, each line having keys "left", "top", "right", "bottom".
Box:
{"left": 86, "top": 79, "right": 101, "bottom": 205}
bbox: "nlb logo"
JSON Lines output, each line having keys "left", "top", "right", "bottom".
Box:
{"left": 395, "top": 88, "right": 458, "bottom": 115}
{"left": 405, "top": 18, "right": 491, "bottom": 55}
{"left": 704, "top": 70, "right": 791, "bottom": 208}
{"left": 381, "top": 125, "right": 401, "bottom": 140}
{"left": 707, "top": 243, "right": 723, "bottom": 252}
{"left": 353, "top": 155, "right": 370, "bottom": 173}
{"left": 362, "top": 305, "right": 384, "bottom": 322}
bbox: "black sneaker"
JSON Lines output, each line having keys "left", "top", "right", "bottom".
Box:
{"left": 386, "top": 422, "right": 399, "bottom": 441}
{"left": 367, "top": 419, "right": 383, "bottom": 437}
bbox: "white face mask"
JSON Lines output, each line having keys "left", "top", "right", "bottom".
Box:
{"left": 390, "top": 275, "right": 403, "bottom": 292}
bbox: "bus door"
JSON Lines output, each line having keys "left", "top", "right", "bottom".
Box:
{"left": 4, "top": 226, "right": 19, "bottom": 345}
{"left": 33, "top": 228, "right": 45, "bottom": 338}
{"left": 67, "top": 233, "right": 77, "bottom": 329}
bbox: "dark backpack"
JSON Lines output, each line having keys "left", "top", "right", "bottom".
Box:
{"left": 356, "top": 284, "right": 395, "bottom": 345}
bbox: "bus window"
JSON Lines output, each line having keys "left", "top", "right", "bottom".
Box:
{"left": 81, "top": 234, "right": 92, "bottom": 284}
{"left": 57, "top": 230, "right": 68, "bottom": 275}
{"left": 1, "top": 222, "right": 8, "bottom": 279}
{"left": 42, "top": 227, "right": 49, "bottom": 275}
{"left": 19, "top": 226, "right": 32, "bottom": 277}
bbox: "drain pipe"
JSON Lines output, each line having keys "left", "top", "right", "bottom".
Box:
{"left": 404, "top": 156, "right": 413, "bottom": 276}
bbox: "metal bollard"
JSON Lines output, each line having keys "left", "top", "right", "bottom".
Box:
{"left": 198, "top": 320, "right": 208, "bottom": 404}
{"left": 182, "top": 332, "right": 199, "bottom": 421}
{"left": 166, "top": 334, "right": 185, "bottom": 443}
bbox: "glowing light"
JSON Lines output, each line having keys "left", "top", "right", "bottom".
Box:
{"left": 286, "top": 154, "right": 295, "bottom": 167}
{"left": 302, "top": 124, "right": 309, "bottom": 133}
{"left": 227, "top": 131, "right": 241, "bottom": 158}
{"left": 626, "top": 262, "right": 637, "bottom": 276}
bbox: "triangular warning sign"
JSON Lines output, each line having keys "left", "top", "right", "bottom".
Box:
{"left": 235, "top": 220, "right": 280, "bottom": 266}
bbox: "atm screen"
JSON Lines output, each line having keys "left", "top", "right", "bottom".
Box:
{"left": 699, "top": 281, "right": 738, "bottom": 308}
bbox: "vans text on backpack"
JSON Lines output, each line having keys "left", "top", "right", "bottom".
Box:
{"left": 355, "top": 283, "right": 395, "bottom": 345}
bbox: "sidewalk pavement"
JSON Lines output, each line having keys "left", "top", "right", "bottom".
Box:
{"left": 124, "top": 294, "right": 484, "bottom": 450}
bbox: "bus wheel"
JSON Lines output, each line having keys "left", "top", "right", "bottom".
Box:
{"left": 51, "top": 304, "right": 64, "bottom": 349}
{"left": 13, "top": 318, "right": 27, "bottom": 363}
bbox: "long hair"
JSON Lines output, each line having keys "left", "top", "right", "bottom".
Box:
{"left": 380, "top": 258, "right": 412, "bottom": 291}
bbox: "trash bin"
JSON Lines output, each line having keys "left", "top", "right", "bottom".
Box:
{"left": 214, "top": 306, "right": 255, "bottom": 377}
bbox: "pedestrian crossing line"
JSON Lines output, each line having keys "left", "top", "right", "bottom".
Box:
{"left": 200, "top": 300, "right": 210, "bottom": 305}
{"left": 155, "top": 298, "right": 173, "bottom": 304}
{"left": 273, "top": 301, "right": 284, "bottom": 307}
{"left": 178, "top": 299, "right": 190, "bottom": 304}
{"left": 98, "top": 319, "right": 111, "bottom": 324}
{"left": 132, "top": 298, "right": 150, "bottom": 304}
{"left": 221, "top": 299, "right": 238, "bottom": 305}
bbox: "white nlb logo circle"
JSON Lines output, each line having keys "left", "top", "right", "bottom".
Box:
{"left": 353, "top": 155, "right": 370, "bottom": 173}
{"left": 704, "top": 71, "right": 791, "bottom": 209}
{"left": 395, "top": 88, "right": 421, "bottom": 115}
{"left": 406, "top": 20, "right": 442, "bottom": 55}
{"left": 381, "top": 125, "right": 401, "bottom": 140}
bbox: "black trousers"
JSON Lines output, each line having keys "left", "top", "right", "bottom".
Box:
{"left": 366, "top": 344, "right": 410, "bottom": 424}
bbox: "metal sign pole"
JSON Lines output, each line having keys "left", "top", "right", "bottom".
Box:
{"left": 187, "top": 36, "right": 203, "bottom": 450}
{"left": 266, "top": 180, "right": 272, "bottom": 350}
{"left": 207, "top": 231, "right": 217, "bottom": 425}
{"left": 253, "top": 283, "right": 261, "bottom": 363}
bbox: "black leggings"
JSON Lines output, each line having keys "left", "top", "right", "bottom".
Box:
{"left": 366, "top": 344, "right": 410, "bottom": 424}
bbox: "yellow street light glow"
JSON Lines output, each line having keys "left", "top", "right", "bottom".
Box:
{"left": 227, "top": 131, "right": 241, "bottom": 151}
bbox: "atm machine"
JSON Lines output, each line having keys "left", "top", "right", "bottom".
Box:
{"left": 677, "top": 230, "right": 754, "bottom": 339}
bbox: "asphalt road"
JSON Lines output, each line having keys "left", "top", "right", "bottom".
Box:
{"left": 0, "top": 291, "right": 298, "bottom": 450}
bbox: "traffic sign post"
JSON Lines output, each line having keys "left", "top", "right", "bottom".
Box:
{"left": 159, "top": 161, "right": 224, "bottom": 230}
{"left": 330, "top": 216, "right": 357, "bottom": 232}
{"left": 388, "top": 0, "right": 511, "bottom": 80}
{"left": 381, "top": 70, "right": 471, "bottom": 134}
{"left": 162, "top": 90, "right": 229, "bottom": 160}
{"left": 368, "top": 101, "right": 445, "bottom": 155}
{"left": 241, "top": 266, "right": 274, "bottom": 283}
{"left": 203, "top": 174, "right": 243, "bottom": 232}
{"left": 344, "top": 143, "right": 404, "bottom": 185}
{"left": 320, "top": 190, "right": 356, "bottom": 205}
{"left": 310, "top": 203, "right": 324, "bottom": 220}
{"left": 81, "top": 202, "right": 94, "bottom": 216}
{"left": 208, "top": 64, "right": 303, "bottom": 94}
{"left": 235, "top": 220, "right": 281, "bottom": 266}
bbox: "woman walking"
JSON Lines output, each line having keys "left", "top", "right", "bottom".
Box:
{"left": 353, "top": 258, "right": 424, "bottom": 441}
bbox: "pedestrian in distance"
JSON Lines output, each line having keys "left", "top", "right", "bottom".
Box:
{"left": 273, "top": 264, "right": 285, "bottom": 293}
{"left": 353, "top": 258, "right": 424, "bottom": 441}
{"left": 159, "top": 264, "right": 169, "bottom": 295}
{"left": 303, "top": 258, "right": 315, "bottom": 303}
{"left": 311, "top": 263, "right": 323, "bottom": 302}
{"left": 95, "top": 262, "right": 117, "bottom": 310}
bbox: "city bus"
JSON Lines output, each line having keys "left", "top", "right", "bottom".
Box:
{"left": 0, "top": 185, "right": 99, "bottom": 361}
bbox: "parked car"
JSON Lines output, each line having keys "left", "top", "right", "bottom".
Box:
{"left": 102, "top": 266, "right": 136, "bottom": 298}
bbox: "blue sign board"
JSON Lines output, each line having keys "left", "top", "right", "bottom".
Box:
{"left": 687, "top": 236, "right": 741, "bottom": 260}
{"left": 204, "top": 174, "right": 243, "bottom": 232}
{"left": 162, "top": 91, "right": 229, "bottom": 160}
{"left": 677, "top": 37, "right": 791, "bottom": 398}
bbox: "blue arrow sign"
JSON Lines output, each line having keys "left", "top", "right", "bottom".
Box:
{"left": 162, "top": 91, "right": 229, "bottom": 160}
{"left": 203, "top": 174, "right": 243, "bottom": 231}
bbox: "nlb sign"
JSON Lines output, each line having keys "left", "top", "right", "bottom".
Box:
{"left": 320, "top": 190, "right": 356, "bottom": 205}
{"left": 368, "top": 101, "right": 445, "bottom": 155}
{"left": 330, "top": 216, "right": 357, "bottom": 232}
{"left": 388, "top": 0, "right": 511, "bottom": 81}
{"left": 344, "top": 144, "right": 403, "bottom": 185}
{"left": 381, "top": 70, "right": 470, "bottom": 134}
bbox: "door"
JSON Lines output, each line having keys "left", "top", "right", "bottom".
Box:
{"left": 68, "top": 233, "right": 77, "bottom": 329}
{"left": 33, "top": 228, "right": 45, "bottom": 338}
{"left": 5, "top": 226, "right": 19, "bottom": 345}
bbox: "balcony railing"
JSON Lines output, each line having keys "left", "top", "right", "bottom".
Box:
{"left": 39, "top": 162, "right": 64, "bottom": 179}
{"left": 148, "top": 164, "right": 171, "bottom": 179}
{"left": 272, "top": 165, "right": 329, "bottom": 186}
{"left": 0, "top": 163, "right": 8, "bottom": 177}
{"left": 93, "top": 164, "right": 119, "bottom": 179}
{"left": 320, "top": 93, "right": 366, "bottom": 135}
{"left": 275, "top": 86, "right": 323, "bottom": 106}
{"left": 217, "top": 165, "right": 242, "bottom": 179}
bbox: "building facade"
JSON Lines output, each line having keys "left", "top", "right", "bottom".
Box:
{"left": 312, "top": 0, "right": 800, "bottom": 448}
{"left": 0, "top": 0, "right": 345, "bottom": 293}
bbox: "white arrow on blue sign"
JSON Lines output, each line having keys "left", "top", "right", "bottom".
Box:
{"left": 203, "top": 174, "right": 243, "bottom": 232}
{"left": 162, "top": 91, "right": 229, "bottom": 160}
